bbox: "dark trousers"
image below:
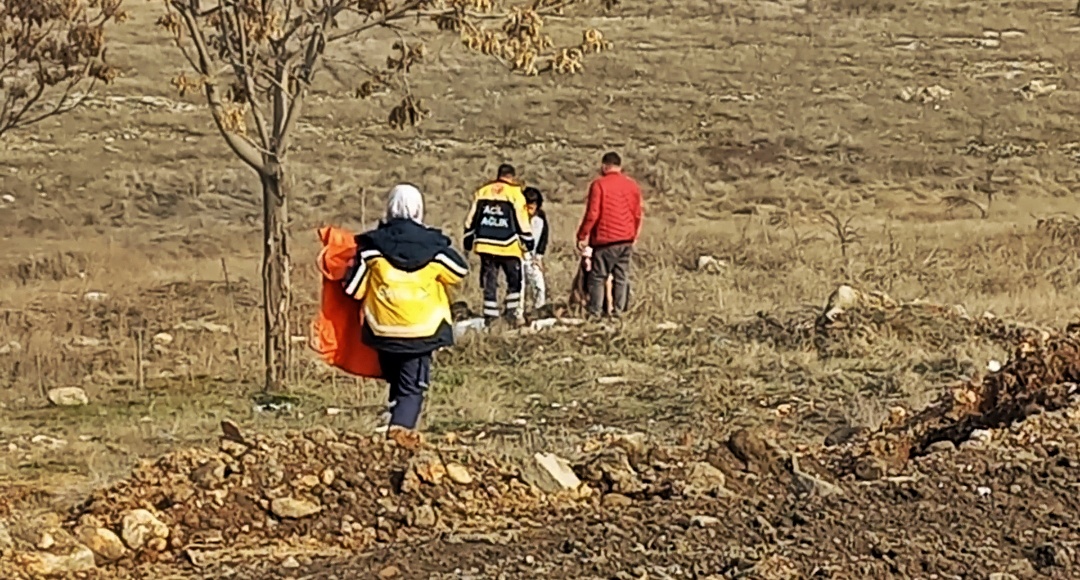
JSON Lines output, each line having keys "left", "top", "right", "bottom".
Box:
{"left": 377, "top": 351, "right": 432, "bottom": 430}
{"left": 588, "top": 243, "right": 633, "bottom": 317}
{"left": 479, "top": 254, "right": 523, "bottom": 319}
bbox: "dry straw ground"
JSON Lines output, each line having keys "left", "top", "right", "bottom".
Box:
{"left": 3, "top": 0, "right": 1080, "bottom": 576}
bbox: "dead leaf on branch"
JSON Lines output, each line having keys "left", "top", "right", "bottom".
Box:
{"left": 0, "top": 0, "right": 127, "bottom": 135}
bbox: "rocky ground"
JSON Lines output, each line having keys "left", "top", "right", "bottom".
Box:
{"left": 3, "top": 297, "right": 1080, "bottom": 579}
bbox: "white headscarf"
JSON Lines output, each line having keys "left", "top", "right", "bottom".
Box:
{"left": 384, "top": 183, "right": 424, "bottom": 223}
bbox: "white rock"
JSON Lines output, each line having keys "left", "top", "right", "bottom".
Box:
{"left": 270, "top": 497, "right": 322, "bottom": 519}
{"left": 1, "top": 194, "right": 14, "bottom": 204}
{"left": 987, "top": 360, "right": 1002, "bottom": 372}
{"left": 690, "top": 515, "right": 721, "bottom": 527}
{"left": 977, "top": 486, "right": 992, "bottom": 497}
{"left": 696, "top": 255, "right": 726, "bottom": 272}
{"left": 152, "top": 332, "right": 174, "bottom": 346}
{"left": 531, "top": 452, "right": 581, "bottom": 492}
{"left": 596, "top": 376, "right": 627, "bottom": 386}
{"left": 31, "top": 435, "right": 68, "bottom": 448}
{"left": 77, "top": 526, "right": 127, "bottom": 561}
{"left": 446, "top": 463, "right": 473, "bottom": 485}
{"left": 82, "top": 292, "right": 108, "bottom": 302}
{"left": 47, "top": 387, "right": 89, "bottom": 407}
{"left": 18, "top": 544, "right": 96, "bottom": 575}
{"left": 121, "top": 509, "right": 169, "bottom": 550}
{"left": 453, "top": 318, "right": 486, "bottom": 339}
{"left": 70, "top": 336, "right": 103, "bottom": 347}
{"left": 37, "top": 532, "right": 55, "bottom": 549}
{"left": 0, "top": 340, "right": 22, "bottom": 355}
{"left": 282, "top": 556, "right": 300, "bottom": 569}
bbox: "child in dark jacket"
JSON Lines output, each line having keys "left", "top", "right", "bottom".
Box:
{"left": 521, "top": 187, "right": 549, "bottom": 316}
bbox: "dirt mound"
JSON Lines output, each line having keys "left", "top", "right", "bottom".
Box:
{"left": 829, "top": 324, "right": 1080, "bottom": 479}
{"left": 62, "top": 424, "right": 592, "bottom": 567}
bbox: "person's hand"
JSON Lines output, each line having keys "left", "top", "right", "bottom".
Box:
{"left": 576, "top": 239, "right": 588, "bottom": 253}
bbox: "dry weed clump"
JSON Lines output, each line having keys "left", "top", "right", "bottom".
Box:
{"left": 1035, "top": 213, "right": 1080, "bottom": 247}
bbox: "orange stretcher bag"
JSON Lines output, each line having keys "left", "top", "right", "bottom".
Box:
{"left": 309, "top": 225, "right": 382, "bottom": 379}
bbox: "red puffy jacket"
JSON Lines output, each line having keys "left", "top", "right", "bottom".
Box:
{"left": 576, "top": 171, "right": 643, "bottom": 247}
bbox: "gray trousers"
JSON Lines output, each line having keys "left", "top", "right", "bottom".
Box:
{"left": 587, "top": 243, "right": 633, "bottom": 316}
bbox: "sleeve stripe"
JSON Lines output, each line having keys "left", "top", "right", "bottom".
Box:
{"left": 344, "top": 250, "right": 381, "bottom": 296}
{"left": 435, "top": 252, "right": 468, "bottom": 277}
{"left": 344, "top": 262, "right": 367, "bottom": 296}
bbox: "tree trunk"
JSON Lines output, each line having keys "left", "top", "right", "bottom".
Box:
{"left": 261, "top": 168, "right": 291, "bottom": 392}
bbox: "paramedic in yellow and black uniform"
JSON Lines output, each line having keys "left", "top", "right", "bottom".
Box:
{"left": 342, "top": 184, "right": 468, "bottom": 444}
{"left": 463, "top": 163, "right": 534, "bottom": 324}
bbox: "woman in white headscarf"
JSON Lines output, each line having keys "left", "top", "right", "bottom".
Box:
{"left": 384, "top": 183, "right": 424, "bottom": 223}
{"left": 341, "top": 184, "right": 468, "bottom": 449}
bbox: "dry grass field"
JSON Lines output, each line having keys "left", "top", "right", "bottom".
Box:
{"left": 3, "top": 0, "right": 1080, "bottom": 577}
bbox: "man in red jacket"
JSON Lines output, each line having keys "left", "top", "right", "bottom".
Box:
{"left": 575, "top": 151, "right": 643, "bottom": 318}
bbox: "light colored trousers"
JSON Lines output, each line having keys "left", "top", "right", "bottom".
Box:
{"left": 518, "top": 255, "right": 547, "bottom": 316}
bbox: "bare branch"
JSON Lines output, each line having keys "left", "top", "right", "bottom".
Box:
{"left": 325, "top": 0, "right": 429, "bottom": 43}
{"left": 171, "top": 0, "right": 267, "bottom": 172}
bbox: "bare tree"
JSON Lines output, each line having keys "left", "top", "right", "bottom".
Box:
{"left": 157, "top": 0, "right": 614, "bottom": 391}
{"left": 0, "top": 0, "right": 127, "bottom": 137}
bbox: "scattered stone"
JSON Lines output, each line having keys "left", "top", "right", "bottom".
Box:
{"left": 696, "top": 255, "right": 726, "bottom": 273}
{"left": 401, "top": 452, "right": 447, "bottom": 492}
{"left": 190, "top": 458, "right": 228, "bottom": 489}
{"left": 690, "top": 515, "right": 721, "bottom": 528}
{"left": 926, "top": 440, "right": 956, "bottom": 454}
{"left": 989, "top": 573, "right": 1018, "bottom": 580}
{"left": 152, "top": 332, "right": 175, "bottom": 346}
{"left": 0, "top": 194, "right": 14, "bottom": 204}
{"left": 655, "top": 321, "right": 680, "bottom": 331}
{"left": 320, "top": 467, "right": 336, "bottom": 486}
{"left": 446, "top": 463, "right": 473, "bottom": 485}
{"left": 596, "top": 376, "right": 627, "bottom": 385}
{"left": 0, "top": 340, "right": 22, "bottom": 355}
{"left": 528, "top": 452, "right": 582, "bottom": 492}
{"left": 379, "top": 565, "right": 402, "bottom": 578}
{"left": 408, "top": 504, "right": 437, "bottom": 528}
{"left": 47, "top": 387, "right": 89, "bottom": 407}
{"left": 31, "top": 434, "right": 68, "bottom": 448}
{"left": 71, "top": 336, "right": 103, "bottom": 348}
{"left": 77, "top": 526, "right": 127, "bottom": 562}
{"left": 37, "top": 532, "right": 55, "bottom": 550}
{"left": 601, "top": 493, "right": 633, "bottom": 508}
{"left": 1016, "top": 79, "right": 1057, "bottom": 100}
{"left": 15, "top": 544, "right": 97, "bottom": 576}
{"left": 684, "top": 461, "right": 731, "bottom": 497}
{"left": 270, "top": 497, "right": 322, "bottom": 519}
{"left": 281, "top": 555, "right": 300, "bottom": 569}
{"left": 898, "top": 85, "right": 952, "bottom": 104}
{"left": 82, "top": 291, "right": 108, "bottom": 302}
{"left": 824, "top": 425, "right": 864, "bottom": 447}
{"left": 173, "top": 320, "right": 231, "bottom": 333}
{"left": 121, "top": 509, "right": 170, "bottom": 550}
